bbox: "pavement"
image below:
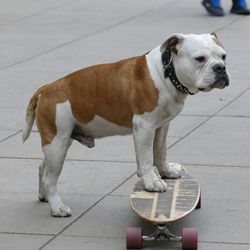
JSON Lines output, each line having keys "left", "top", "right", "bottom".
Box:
{"left": 0, "top": 0, "right": 250, "bottom": 249}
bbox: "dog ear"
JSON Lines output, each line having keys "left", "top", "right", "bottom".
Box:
{"left": 210, "top": 32, "right": 218, "bottom": 38}
{"left": 160, "top": 34, "right": 185, "bottom": 54}
{"left": 210, "top": 32, "right": 224, "bottom": 48}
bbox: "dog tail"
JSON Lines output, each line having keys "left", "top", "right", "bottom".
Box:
{"left": 22, "top": 85, "right": 46, "bottom": 143}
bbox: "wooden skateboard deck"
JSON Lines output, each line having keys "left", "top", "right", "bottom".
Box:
{"left": 130, "top": 165, "right": 200, "bottom": 224}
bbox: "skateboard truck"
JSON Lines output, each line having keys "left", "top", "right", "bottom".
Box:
{"left": 142, "top": 224, "right": 182, "bottom": 242}
{"left": 126, "top": 225, "right": 198, "bottom": 249}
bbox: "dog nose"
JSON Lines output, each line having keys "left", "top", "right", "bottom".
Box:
{"left": 213, "top": 64, "right": 226, "bottom": 74}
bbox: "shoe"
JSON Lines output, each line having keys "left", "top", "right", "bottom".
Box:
{"left": 231, "top": 0, "right": 250, "bottom": 15}
{"left": 202, "top": 0, "right": 225, "bottom": 16}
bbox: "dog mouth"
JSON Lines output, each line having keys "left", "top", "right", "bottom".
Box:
{"left": 198, "top": 75, "right": 229, "bottom": 92}
{"left": 211, "top": 76, "right": 229, "bottom": 89}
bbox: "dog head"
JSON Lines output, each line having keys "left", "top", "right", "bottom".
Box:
{"left": 160, "top": 33, "right": 229, "bottom": 94}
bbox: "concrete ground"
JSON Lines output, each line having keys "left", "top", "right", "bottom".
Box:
{"left": 0, "top": 0, "right": 250, "bottom": 249}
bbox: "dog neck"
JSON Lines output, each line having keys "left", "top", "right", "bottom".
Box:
{"left": 146, "top": 46, "right": 188, "bottom": 104}
{"left": 161, "top": 48, "right": 194, "bottom": 95}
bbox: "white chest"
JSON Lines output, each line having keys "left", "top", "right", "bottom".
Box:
{"left": 144, "top": 46, "right": 186, "bottom": 127}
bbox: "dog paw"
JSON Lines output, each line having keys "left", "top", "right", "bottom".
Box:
{"left": 159, "top": 163, "right": 182, "bottom": 179}
{"left": 142, "top": 170, "right": 168, "bottom": 192}
{"left": 38, "top": 194, "right": 48, "bottom": 202}
{"left": 51, "top": 204, "right": 72, "bottom": 217}
{"left": 146, "top": 178, "right": 168, "bottom": 192}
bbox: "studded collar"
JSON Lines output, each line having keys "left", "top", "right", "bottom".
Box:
{"left": 161, "top": 48, "right": 194, "bottom": 95}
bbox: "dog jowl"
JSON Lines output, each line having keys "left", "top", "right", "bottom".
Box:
{"left": 23, "top": 33, "right": 229, "bottom": 217}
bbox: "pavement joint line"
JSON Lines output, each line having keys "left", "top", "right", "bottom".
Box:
{"left": 185, "top": 163, "right": 250, "bottom": 169}
{"left": 37, "top": 171, "right": 136, "bottom": 250}
{"left": 1, "top": 156, "right": 248, "bottom": 169}
{"left": 0, "top": 156, "right": 136, "bottom": 164}
{"left": 179, "top": 114, "right": 212, "bottom": 117}
{"left": 3, "top": 156, "right": 250, "bottom": 170}
{"left": 213, "top": 15, "right": 245, "bottom": 33}
{"left": 0, "top": 0, "right": 82, "bottom": 29}
{"left": 0, "top": 107, "right": 25, "bottom": 109}
{"left": 200, "top": 240, "right": 250, "bottom": 246}
{"left": 56, "top": 234, "right": 124, "bottom": 239}
{"left": 0, "top": 231, "right": 54, "bottom": 237}
{"left": 180, "top": 114, "right": 250, "bottom": 118}
{"left": 0, "top": 1, "right": 177, "bottom": 73}
{"left": 0, "top": 156, "right": 249, "bottom": 168}
{"left": 108, "top": 194, "right": 129, "bottom": 197}
{"left": 0, "top": 191, "right": 103, "bottom": 197}
{"left": 215, "top": 114, "right": 250, "bottom": 118}
{"left": 168, "top": 86, "right": 250, "bottom": 150}
{"left": 0, "top": 130, "right": 21, "bottom": 143}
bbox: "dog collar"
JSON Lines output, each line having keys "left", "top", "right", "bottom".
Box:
{"left": 161, "top": 48, "right": 194, "bottom": 95}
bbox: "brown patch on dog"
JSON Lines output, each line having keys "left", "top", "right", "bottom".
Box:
{"left": 28, "top": 55, "right": 159, "bottom": 146}
{"left": 168, "top": 37, "right": 179, "bottom": 54}
{"left": 68, "top": 55, "right": 159, "bottom": 126}
{"left": 35, "top": 81, "right": 68, "bottom": 146}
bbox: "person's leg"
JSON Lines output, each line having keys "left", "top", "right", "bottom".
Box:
{"left": 202, "top": 0, "right": 225, "bottom": 16}
{"left": 231, "top": 0, "right": 250, "bottom": 15}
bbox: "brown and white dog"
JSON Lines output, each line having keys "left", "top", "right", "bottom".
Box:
{"left": 23, "top": 33, "right": 229, "bottom": 217}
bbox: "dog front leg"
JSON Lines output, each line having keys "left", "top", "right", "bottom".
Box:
{"left": 133, "top": 124, "right": 167, "bottom": 192}
{"left": 153, "top": 125, "right": 182, "bottom": 179}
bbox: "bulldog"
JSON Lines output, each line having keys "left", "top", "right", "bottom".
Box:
{"left": 23, "top": 33, "right": 229, "bottom": 217}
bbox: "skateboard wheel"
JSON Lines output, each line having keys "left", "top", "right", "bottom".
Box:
{"left": 196, "top": 193, "right": 201, "bottom": 209}
{"left": 182, "top": 228, "right": 198, "bottom": 250}
{"left": 126, "top": 227, "right": 143, "bottom": 249}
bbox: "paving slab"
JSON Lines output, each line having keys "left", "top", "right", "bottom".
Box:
{"left": 0, "top": 0, "right": 77, "bottom": 26}
{"left": 0, "top": 158, "right": 134, "bottom": 235}
{"left": 226, "top": 51, "right": 250, "bottom": 80}
{"left": 219, "top": 16, "right": 250, "bottom": 51}
{"left": 180, "top": 79, "right": 250, "bottom": 116}
{"left": 0, "top": 192, "right": 100, "bottom": 235}
{"left": 168, "top": 116, "right": 250, "bottom": 167}
{"left": 0, "top": 234, "right": 51, "bottom": 250}
{"left": 0, "top": 158, "right": 135, "bottom": 195}
{"left": 0, "top": 33, "right": 79, "bottom": 70}
{"left": 8, "top": 0, "right": 240, "bottom": 74}
{"left": 0, "top": 0, "right": 170, "bottom": 71}
{"left": 0, "top": 0, "right": 170, "bottom": 36}
{"left": 217, "top": 89, "right": 250, "bottom": 117}
{"left": 0, "top": 132, "right": 180, "bottom": 161}
{"left": 0, "top": 130, "right": 18, "bottom": 141}
{"left": 0, "top": 109, "right": 24, "bottom": 131}
{"left": 0, "top": 70, "right": 65, "bottom": 109}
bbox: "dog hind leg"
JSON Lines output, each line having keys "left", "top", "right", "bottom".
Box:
{"left": 42, "top": 136, "right": 72, "bottom": 217}
{"left": 36, "top": 98, "right": 74, "bottom": 216}
{"left": 38, "top": 159, "right": 48, "bottom": 202}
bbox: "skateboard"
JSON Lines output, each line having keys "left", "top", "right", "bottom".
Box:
{"left": 126, "top": 164, "right": 201, "bottom": 249}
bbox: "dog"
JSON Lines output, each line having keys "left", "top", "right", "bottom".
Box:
{"left": 23, "top": 33, "right": 229, "bottom": 217}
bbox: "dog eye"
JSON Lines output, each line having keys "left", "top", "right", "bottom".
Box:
{"left": 222, "top": 54, "right": 226, "bottom": 60}
{"left": 195, "top": 56, "right": 206, "bottom": 63}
